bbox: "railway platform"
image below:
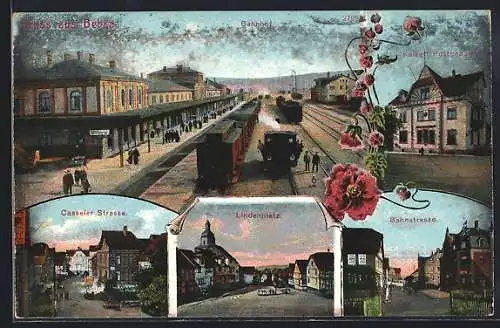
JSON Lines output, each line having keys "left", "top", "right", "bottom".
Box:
{"left": 14, "top": 102, "right": 245, "bottom": 211}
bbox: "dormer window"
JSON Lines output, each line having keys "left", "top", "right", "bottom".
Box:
{"left": 38, "top": 91, "right": 51, "bottom": 113}
{"left": 420, "top": 87, "right": 430, "bottom": 100}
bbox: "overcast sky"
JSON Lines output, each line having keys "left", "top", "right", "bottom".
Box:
{"left": 12, "top": 10, "right": 491, "bottom": 105}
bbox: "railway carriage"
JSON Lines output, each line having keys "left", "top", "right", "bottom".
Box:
{"left": 275, "top": 96, "right": 302, "bottom": 124}
{"left": 196, "top": 100, "right": 261, "bottom": 189}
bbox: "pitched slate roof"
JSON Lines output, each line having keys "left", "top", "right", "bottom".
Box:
{"left": 308, "top": 252, "right": 334, "bottom": 272}
{"left": 206, "top": 79, "right": 227, "bottom": 90}
{"left": 98, "top": 230, "right": 144, "bottom": 250}
{"left": 388, "top": 90, "right": 409, "bottom": 106}
{"left": 342, "top": 228, "right": 383, "bottom": 254}
{"left": 15, "top": 59, "right": 146, "bottom": 82}
{"left": 148, "top": 79, "right": 192, "bottom": 92}
{"left": 294, "top": 260, "right": 309, "bottom": 274}
{"left": 241, "top": 266, "right": 256, "bottom": 274}
{"left": 150, "top": 66, "right": 201, "bottom": 75}
{"left": 177, "top": 248, "right": 201, "bottom": 270}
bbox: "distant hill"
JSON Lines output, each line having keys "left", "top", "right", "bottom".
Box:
{"left": 255, "top": 264, "right": 290, "bottom": 271}
{"left": 214, "top": 70, "right": 361, "bottom": 94}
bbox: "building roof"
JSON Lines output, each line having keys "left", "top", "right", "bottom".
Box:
{"left": 149, "top": 65, "right": 202, "bottom": 75}
{"left": 342, "top": 228, "right": 383, "bottom": 254}
{"left": 148, "top": 79, "right": 192, "bottom": 92}
{"left": 66, "top": 248, "right": 90, "bottom": 257}
{"left": 308, "top": 252, "right": 334, "bottom": 272}
{"left": 177, "top": 248, "right": 201, "bottom": 270}
{"left": 89, "top": 245, "right": 99, "bottom": 252}
{"left": 314, "top": 70, "right": 363, "bottom": 86}
{"left": 97, "top": 228, "right": 144, "bottom": 250}
{"left": 55, "top": 252, "right": 67, "bottom": 266}
{"left": 15, "top": 59, "right": 146, "bottom": 82}
{"left": 391, "top": 65, "right": 484, "bottom": 106}
{"left": 405, "top": 269, "right": 419, "bottom": 280}
{"left": 241, "top": 266, "right": 256, "bottom": 274}
{"left": 388, "top": 90, "right": 409, "bottom": 106}
{"left": 206, "top": 79, "right": 228, "bottom": 90}
{"left": 294, "top": 260, "right": 309, "bottom": 274}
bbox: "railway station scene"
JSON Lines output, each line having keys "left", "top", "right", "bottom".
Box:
{"left": 13, "top": 10, "right": 493, "bottom": 319}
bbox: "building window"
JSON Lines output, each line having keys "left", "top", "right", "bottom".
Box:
{"left": 38, "top": 91, "right": 51, "bottom": 113}
{"left": 121, "top": 89, "right": 125, "bottom": 107}
{"left": 399, "top": 130, "right": 408, "bottom": 144}
{"left": 358, "top": 254, "right": 367, "bottom": 265}
{"left": 347, "top": 254, "right": 356, "bottom": 266}
{"left": 160, "top": 95, "right": 164, "bottom": 103}
{"left": 400, "top": 111, "right": 407, "bottom": 123}
{"left": 70, "top": 91, "right": 82, "bottom": 111}
{"left": 417, "top": 129, "right": 435, "bottom": 144}
{"left": 427, "top": 109, "right": 435, "bottom": 120}
{"left": 129, "top": 89, "right": 133, "bottom": 106}
{"left": 447, "top": 107, "right": 457, "bottom": 120}
{"left": 152, "top": 96, "right": 157, "bottom": 104}
{"left": 138, "top": 88, "right": 142, "bottom": 105}
{"left": 340, "top": 85, "right": 343, "bottom": 90}
{"left": 447, "top": 129, "right": 457, "bottom": 145}
{"left": 106, "top": 90, "right": 113, "bottom": 109}
{"left": 461, "top": 241, "right": 466, "bottom": 249}
{"left": 116, "top": 271, "right": 121, "bottom": 281}
{"left": 420, "top": 87, "right": 430, "bottom": 100}
{"left": 14, "top": 96, "right": 20, "bottom": 114}
{"left": 116, "top": 255, "right": 120, "bottom": 265}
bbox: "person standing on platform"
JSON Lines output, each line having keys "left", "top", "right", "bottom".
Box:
{"left": 132, "top": 148, "right": 140, "bottom": 165}
{"left": 62, "top": 169, "right": 74, "bottom": 195}
{"left": 312, "top": 152, "right": 320, "bottom": 173}
{"left": 303, "top": 151, "right": 311, "bottom": 171}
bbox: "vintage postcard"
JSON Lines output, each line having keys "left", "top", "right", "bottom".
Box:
{"left": 12, "top": 10, "right": 493, "bottom": 319}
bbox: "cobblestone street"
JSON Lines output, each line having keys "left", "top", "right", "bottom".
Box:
{"left": 178, "top": 288, "right": 333, "bottom": 317}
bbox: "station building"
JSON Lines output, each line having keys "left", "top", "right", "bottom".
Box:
{"left": 14, "top": 51, "right": 238, "bottom": 159}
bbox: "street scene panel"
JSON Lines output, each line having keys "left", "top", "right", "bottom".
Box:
{"left": 14, "top": 194, "right": 177, "bottom": 318}
{"left": 171, "top": 197, "right": 338, "bottom": 318}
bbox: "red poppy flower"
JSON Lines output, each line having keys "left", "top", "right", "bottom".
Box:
{"left": 360, "top": 55, "right": 373, "bottom": 69}
{"left": 363, "top": 74, "right": 375, "bottom": 86}
{"left": 368, "top": 131, "right": 384, "bottom": 148}
{"left": 359, "top": 43, "right": 368, "bottom": 55}
{"left": 360, "top": 100, "right": 373, "bottom": 114}
{"left": 374, "top": 23, "right": 383, "bottom": 34}
{"left": 323, "top": 164, "right": 382, "bottom": 221}
{"left": 339, "top": 131, "right": 364, "bottom": 151}
{"left": 403, "top": 16, "right": 422, "bottom": 33}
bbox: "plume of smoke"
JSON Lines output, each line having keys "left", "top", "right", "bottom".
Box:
{"left": 258, "top": 110, "right": 280, "bottom": 130}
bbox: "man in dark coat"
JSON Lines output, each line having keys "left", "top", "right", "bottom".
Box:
{"left": 81, "top": 177, "right": 91, "bottom": 194}
{"left": 303, "top": 151, "right": 311, "bottom": 171}
{"left": 312, "top": 152, "right": 320, "bottom": 173}
{"left": 62, "top": 169, "right": 74, "bottom": 195}
{"left": 132, "top": 148, "right": 140, "bottom": 165}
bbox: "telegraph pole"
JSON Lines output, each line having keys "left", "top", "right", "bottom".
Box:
{"left": 119, "top": 128, "right": 124, "bottom": 168}
{"left": 147, "top": 123, "right": 151, "bottom": 153}
{"left": 291, "top": 69, "right": 297, "bottom": 93}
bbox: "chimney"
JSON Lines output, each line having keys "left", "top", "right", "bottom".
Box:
{"left": 123, "top": 225, "right": 128, "bottom": 236}
{"left": 177, "top": 64, "right": 182, "bottom": 72}
{"left": 63, "top": 53, "right": 72, "bottom": 61}
{"left": 109, "top": 60, "right": 116, "bottom": 69}
{"left": 163, "top": 66, "right": 167, "bottom": 72}
{"left": 452, "top": 69, "right": 456, "bottom": 77}
{"left": 474, "top": 220, "right": 479, "bottom": 229}
{"left": 327, "top": 72, "right": 330, "bottom": 78}
{"left": 77, "top": 51, "right": 83, "bottom": 61}
{"left": 88, "top": 53, "right": 95, "bottom": 64}
{"left": 47, "top": 50, "right": 53, "bottom": 67}
{"left": 140, "top": 72, "right": 143, "bottom": 79}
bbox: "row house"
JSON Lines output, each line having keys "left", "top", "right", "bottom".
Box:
{"left": 343, "top": 228, "right": 385, "bottom": 298}
{"left": 54, "top": 252, "right": 68, "bottom": 276}
{"left": 177, "top": 248, "right": 201, "bottom": 303}
{"left": 66, "top": 247, "right": 90, "bottom": 275}
{"left": 29, "top": 242, "right": 55, "bottom": 286}
{"left": 440, "top": 220, "right": 493, "bottom": 291}
{"left": 388, "top": 267, "right": 402, "bottom": 282}
{"left": 137, "top": 233, "right": 168, "bottom": 272}
{"left": 148, "top": 64, "right": 206, "bottom": 101}
{"left": 306, "top": 251, "right": 334, "bottom": 297}
{"left": 293, "top": 259, "right": 309, "bottom": 290}
{"left": 287, "top": 263, "right": 295, "bottom": 286}
{"left": 310, "top": 70, "right": 363, "bottom": 103}
{"left": 388, "top": 65, "right": 490, "bottom": 154}
{"left": 148, "top": 79, "right": 193, "bottom": 106}
{"left": 417, "top": 248, "right": 442, "bottom": 288}
{"left": 241, "top": 266, "right": 257, "bottom": 285}
{"left": 14, "top": 51, "right": 149, "bottom": 159}
{"left": 87, "top": 245, "right": 98, "bottom": 277}
{"left": 95, "top": 226, "right": 148, "bottom": 284}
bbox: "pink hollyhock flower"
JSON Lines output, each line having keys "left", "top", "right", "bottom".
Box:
{"left": 374, "top": 23, "right": 383, "bottom": 34}
{"left": 360, "top": 55, "right": 373, "bottom": 69}
{"left": 365, "top": 28, "right": 376, "bottom": 39}
{"left": 399, "top": 189, "right": 411, "bottom": 201}
{"left": 355, "top": 80, "right": 368, "bottom": 91}
{"left": 351, "top": 88, "right": 365, "bottom": 98}
{"left": 403, "top": 16, "right": 422, "bottom": 33}
{"left": 368, "top": 131, "right": 384, "bottom": 148}
{"left": 360, "top": 100, "right": 373, "bottom": 114}
{"left": 371, "top": 13, "right": 381, "bottom": 24}
{"left": 323, "top": 163, "right": 382, "bottom": 221}
{"left": 339, "top": 131, "right": 364, "bottom": 151}
{"left": 363, "top": 74, "right": 375, "bottom": 86}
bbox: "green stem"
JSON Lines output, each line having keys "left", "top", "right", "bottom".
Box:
{"left": 378, "top": 39, "right": 412, "bottom": 46}
{"left": 345, "top": 36, "right": 363, "bottom": 80}
{"left": 354, "top": 112, "right": 372, "bottom": 133}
